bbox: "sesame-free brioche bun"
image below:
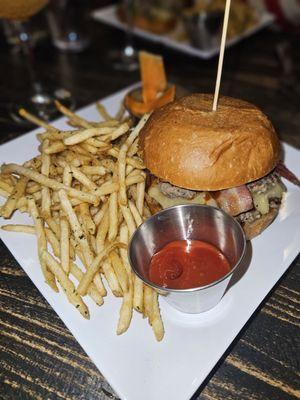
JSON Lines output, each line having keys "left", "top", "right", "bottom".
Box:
{"left": 139, "top": 93, "right": 280, "bottom": 191}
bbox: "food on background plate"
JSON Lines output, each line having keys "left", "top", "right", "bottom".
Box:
{"left": 117, "top": 1, "right": 178, "bottom": 34}
{"left": 124, "top": 51, "right": 176, "bottom": 119}
{"left": 139, "top": 93, "right": 299, "bottom": 240}
{"left": 183, "top": 0, "right": 258, "bottom": 39}
{"left": 0, "top": 103, "right": 164, "bottom": 341}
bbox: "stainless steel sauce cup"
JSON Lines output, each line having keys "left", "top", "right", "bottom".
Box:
{"left": 128, "top": 204, "right": 246, "bottom": 313}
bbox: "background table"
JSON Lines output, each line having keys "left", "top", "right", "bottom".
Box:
{"left": 0, "top": 4, "right": 299, "bottom": 399}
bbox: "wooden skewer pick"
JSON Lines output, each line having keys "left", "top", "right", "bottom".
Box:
{"left": 212, "top": 0, "right": 232, "bottom": 111}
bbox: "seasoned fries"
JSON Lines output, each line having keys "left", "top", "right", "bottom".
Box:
{"left": 0, "top": 102, "right": 164, "bottom": 341}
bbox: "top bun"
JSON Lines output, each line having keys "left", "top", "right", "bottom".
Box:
{"left": 139, "top": 93, "right": 280, "bottom": 191}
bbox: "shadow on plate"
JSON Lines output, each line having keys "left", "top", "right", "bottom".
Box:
{"left": 224, "top": 239, "right": 252, "bottom": 295}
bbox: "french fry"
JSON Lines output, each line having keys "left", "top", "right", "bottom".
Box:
{"left": 150, "top": 291, "right": 164, "bottom": 341}
{"left": 127, "top": 137, "right": 139, "bottom": 157}
{"left": 80, "top": 166, "right": 106, "bottom": 176}
{"left": 0, "top": 179, "right": 13, "bottom": 193}
{"left": 58, "top": 189, "right": 94, "bottom": 267}
{"left": 125, "top": 113, "right": 150, "bottom": 147}
{"left": 27, "top": 197, "right": 58, "bottom": 292}
{"left": 26, "top": 182, "right": 40, "bottom": 194}
{"left": 1, "top": 224, "right": 36, "bottom": 234}
{"left": 119, "top": 203, "right": 136, "bottom": 239}
{"left": 55, "top": 100, "right": 93, "bottom": 129}
{"left": 23, "top": 156, "right": 42, "bottom": 170}
{"left": 136, "top": 181, "right": 145, "bottom": 216}
{"left": 0, "top": 188, "right": 10, "bottom": 199}
{"left": 133, "top": 274, "right": 144, "bottom": 313}
{"left": 19, "top": 108, "right": 58, "bottom": 132}
{"left": 69, "top": 262, "right": 103, "bottom": 306}
{"left": 63, "top": 127, "right": 115, "bottom": 146}
{"left": 42, "top": 250, "right": 89, "bottom": 319}
{"left": 143, "top": 284, "right": 153, "bottom": 319}
{"left": 77, "top": 242, "right": 127, "bottom": 296}
{"left": 79, "top": 202, "right": 96, "bottom": 235}
{"left": 2, "top": 224, "right": 60, "bottom": 259}
{"left": 108, "top": 185, "right": 118, "bottom": 242}
{"left": 38, "top": 131, "right": 71, "bottom": 141}
{"left": 109, "top": 250, "right": 128, "bottom": 294}
{"left": 118, "top": 144, "right": 128, "bottom": 206}
{"left": 70, "top": 165, "right": 97, "bottom": 191}
{"left": 0, "top": 176, "right": 28, "bottom": 218}
{"left": 128, "top": 200, "right": 143, "bottom": 227}
{"left": 85, "top": 138, "right": 110, "bottom": 148}
{"left": 114, "top": 103, "right": 126, "bottom": 121}
{"left": 143, "top": 203, "right": 152, "bottom": 219}
{"left": 44, "top": 216, "right": 60, "bottom": 238}
{"left": 102, "top": 123, "right": 129, "bottom": 142}
{"left": 90, "top": 234, "right": 97, "bottom": 254}
{"left": 102, "top": 259, "right": 122, "bottom": 297}
{"left": 63, "top": 164, "right": 73, "bottom": 187}
{"left": 58, "top": 191, "right": 106, "bottom": 297}
{"left": 96, "top": 209, "right": 109, "bottom": 248}
{"left": 5, "top": 221, "right": 63, "bottom": 259}
{"left": 125, "top": 165, "right": 134, "bottom": 176}
{"left": 96, "top": 102, "right": 113, "bottom": 120}
{"left": 45, "top": 228, "right": 61, "bottom": 258}
{"left": 44, "top": 141, "right": 66, "bottom": 154}
{"left": 41, "top": 139, "right": 51, "bottom": 219}
{"left": 1, "top": 164, "right": 99, "bottom": 204}
{"left": 60, "top": 217, "right": 70, "bottom": 273}
{"left": 119, "top": 224, "right": 131, "bottom": 276}
{"left": 127, "top": 169, "right": 144, "bottom": 180}
{"left": 93, "top": 181, "right": 118, "bottom": 197}
{"left": 117, "top": 276, "right": 133, "bottom": 335}
{"left": 107, "top": 148, "right": 145, "bottom": 170}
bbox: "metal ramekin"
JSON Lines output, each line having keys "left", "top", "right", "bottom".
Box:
{"left": 128, "top": 204, "right": 246, "bottom": 313}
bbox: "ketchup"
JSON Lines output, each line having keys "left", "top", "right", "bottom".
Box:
{"left": 148, "top": 240, "right": 231, "bottom": 289}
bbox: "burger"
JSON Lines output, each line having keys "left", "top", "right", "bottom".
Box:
{"left": 139, "top": 93, "right": 287, "bottom": 240}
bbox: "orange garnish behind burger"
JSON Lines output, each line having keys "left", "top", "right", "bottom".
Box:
{"left": 125, "top": 51, "right": 175, "bottom": 117}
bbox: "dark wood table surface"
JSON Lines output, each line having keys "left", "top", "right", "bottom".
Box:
{"left": 0, "top": 5, "right": 299, "bottom": 400}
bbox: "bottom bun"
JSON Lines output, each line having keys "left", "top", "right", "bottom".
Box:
{"left": 241, "top": 208, "right": 278, "bottom": 240}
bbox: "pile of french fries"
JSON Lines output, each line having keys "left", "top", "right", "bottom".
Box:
{"left": 0, "top": 101, "right": 164, "bottom": 341}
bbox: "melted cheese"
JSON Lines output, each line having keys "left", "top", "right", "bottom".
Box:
{"left": 252, "top": 182, "right": 285, "bottom": 215}
{"left": 148, "top": 185, "right": 217, "bottom": 209}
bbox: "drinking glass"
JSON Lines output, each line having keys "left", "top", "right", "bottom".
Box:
{"left": 46, "top": 0, "right": 90, "bottom": 52}
{"left": 109, "top": 0, "right": 138, "bottom": 71}
{"left": 0, "top": 0, "right": 73, "bottom": 124}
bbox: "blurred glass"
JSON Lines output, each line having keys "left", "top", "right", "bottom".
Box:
{"left": 1, "top": 17, "right": 48, "bottom": 52}
{"left": 109, "top": 0, "right": 138, "bottom": 71}
{"left": 47, "top": 0, "right": 90, "bottom": 52}
{"left": 0, "top": 0, "right": 73, "bottom": 123}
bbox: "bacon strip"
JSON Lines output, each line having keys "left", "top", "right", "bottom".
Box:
{"left": 275, "top": 161, "right": 300, "bottom": 187}
{"left": 212, "top": 185, "right": 253, "bottom": 216}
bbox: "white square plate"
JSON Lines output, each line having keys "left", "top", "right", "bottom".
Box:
{"left": 92, "top": 5, "right": 275, "bottom": 59}
{"left": 1, "top": 86, "right": 299, "bottom": 400}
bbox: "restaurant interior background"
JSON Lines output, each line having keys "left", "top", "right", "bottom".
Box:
{"left": 0, "top": 0, "right": 299, "bottom": 146}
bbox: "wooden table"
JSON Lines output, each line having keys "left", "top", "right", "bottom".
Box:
{"left": 0, "top": 7, "right": 299, "bottom": 400}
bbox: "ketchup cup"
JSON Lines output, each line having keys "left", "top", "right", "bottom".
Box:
{"left": 128, "top": 204, "right": 246, "bottom": 313}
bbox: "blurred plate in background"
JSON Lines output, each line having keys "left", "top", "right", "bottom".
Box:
{"left": 92, "top": 4, "right": 275, "bottom": 59}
